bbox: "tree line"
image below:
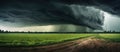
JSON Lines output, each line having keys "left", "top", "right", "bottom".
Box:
{"left": 0, "top": 29, "right": 118, "bottom": 33}
{"left": 0, "top": 29, "right": 10, "bottom": 33}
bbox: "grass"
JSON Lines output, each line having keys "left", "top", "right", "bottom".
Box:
{"left": 0, "top": 33, "right": 92, "bottom": 46}
{"left": 0, "top": 33, "right": 120, "bottom": 47}
{"left": 99, "top": 34, "right": 120, "bottom": 42}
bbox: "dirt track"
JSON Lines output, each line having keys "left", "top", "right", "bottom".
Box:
{"left": 0, "top": 37, "right": 120, "bottom": 52}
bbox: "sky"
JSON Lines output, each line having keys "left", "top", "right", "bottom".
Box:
{"left": 103, "top": 12, "right": 120, "bottom": 32}
{"left": 1, "top": 11, "right": 120, "bottom": 32}
{"left": 0, "top": 0, "right": 120, "bottom": 32}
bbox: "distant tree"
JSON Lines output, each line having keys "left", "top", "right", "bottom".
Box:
{"left": 0, "top": 29, "right": 4, "bottom": 32}
{"left": 104, "top": 31, "right": 107, "bottom": 32}
{"left": 112, "top": 31, "right": 116, "bottom": 32}
{"left": 0, "top": 29, "right": 1, "bottom": 32}
{"left": 5, "top": 30, "right": 9, "bottom": 33}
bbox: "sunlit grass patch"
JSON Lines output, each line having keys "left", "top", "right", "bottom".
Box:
{"left": 99, "top": 34, "right": 120, "bottom": 42}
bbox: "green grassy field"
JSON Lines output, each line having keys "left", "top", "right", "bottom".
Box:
{"left": 0, "top": 33, "right": 92, "bottom": 46}
{"left": 0, "top": 33, "right": 119, "bottom": 46}
{"left": 99, "top": 34, "right": 120, "bottom": 42}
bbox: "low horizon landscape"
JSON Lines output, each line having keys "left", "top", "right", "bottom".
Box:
{"left": 0, "top": 0, "right": 120, "bottom": 52}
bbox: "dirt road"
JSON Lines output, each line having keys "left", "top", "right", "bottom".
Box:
{"left": 0, "top": 37, "right": 120, "bottom": 52}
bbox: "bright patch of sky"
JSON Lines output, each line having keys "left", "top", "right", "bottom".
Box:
{"left": 103, "top": 12, "right": 120, "bottom": 32}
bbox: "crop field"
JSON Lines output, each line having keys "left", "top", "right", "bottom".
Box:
{"left": 99, "top": 34, "right": 120, "bottom": 42}
{"left": 0, "top": 33, "right": 92, "bottom": 46}
{"left": 0, "top": 33, "right": 120, "bottom": 47}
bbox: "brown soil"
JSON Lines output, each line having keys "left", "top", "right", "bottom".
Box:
{"left": 0, "top": 37, "right": 120, "bottom": 52}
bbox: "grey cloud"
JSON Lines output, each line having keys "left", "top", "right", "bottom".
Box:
{"left": 0, "top": 0, "right": 105, "bottom": 29}
{"left": 58, "top": 0, "right": 120, "bottom": 16}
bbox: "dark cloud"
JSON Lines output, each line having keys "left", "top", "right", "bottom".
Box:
{"left": 0, "top": 0, "right": 107, "bottom": 29}
{"left": 58, "top": 0, "right": 120, "bottom": 15}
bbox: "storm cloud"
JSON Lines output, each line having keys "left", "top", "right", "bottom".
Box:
{"left": 1, "top": 0, "right": 119, "bottom": 30}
